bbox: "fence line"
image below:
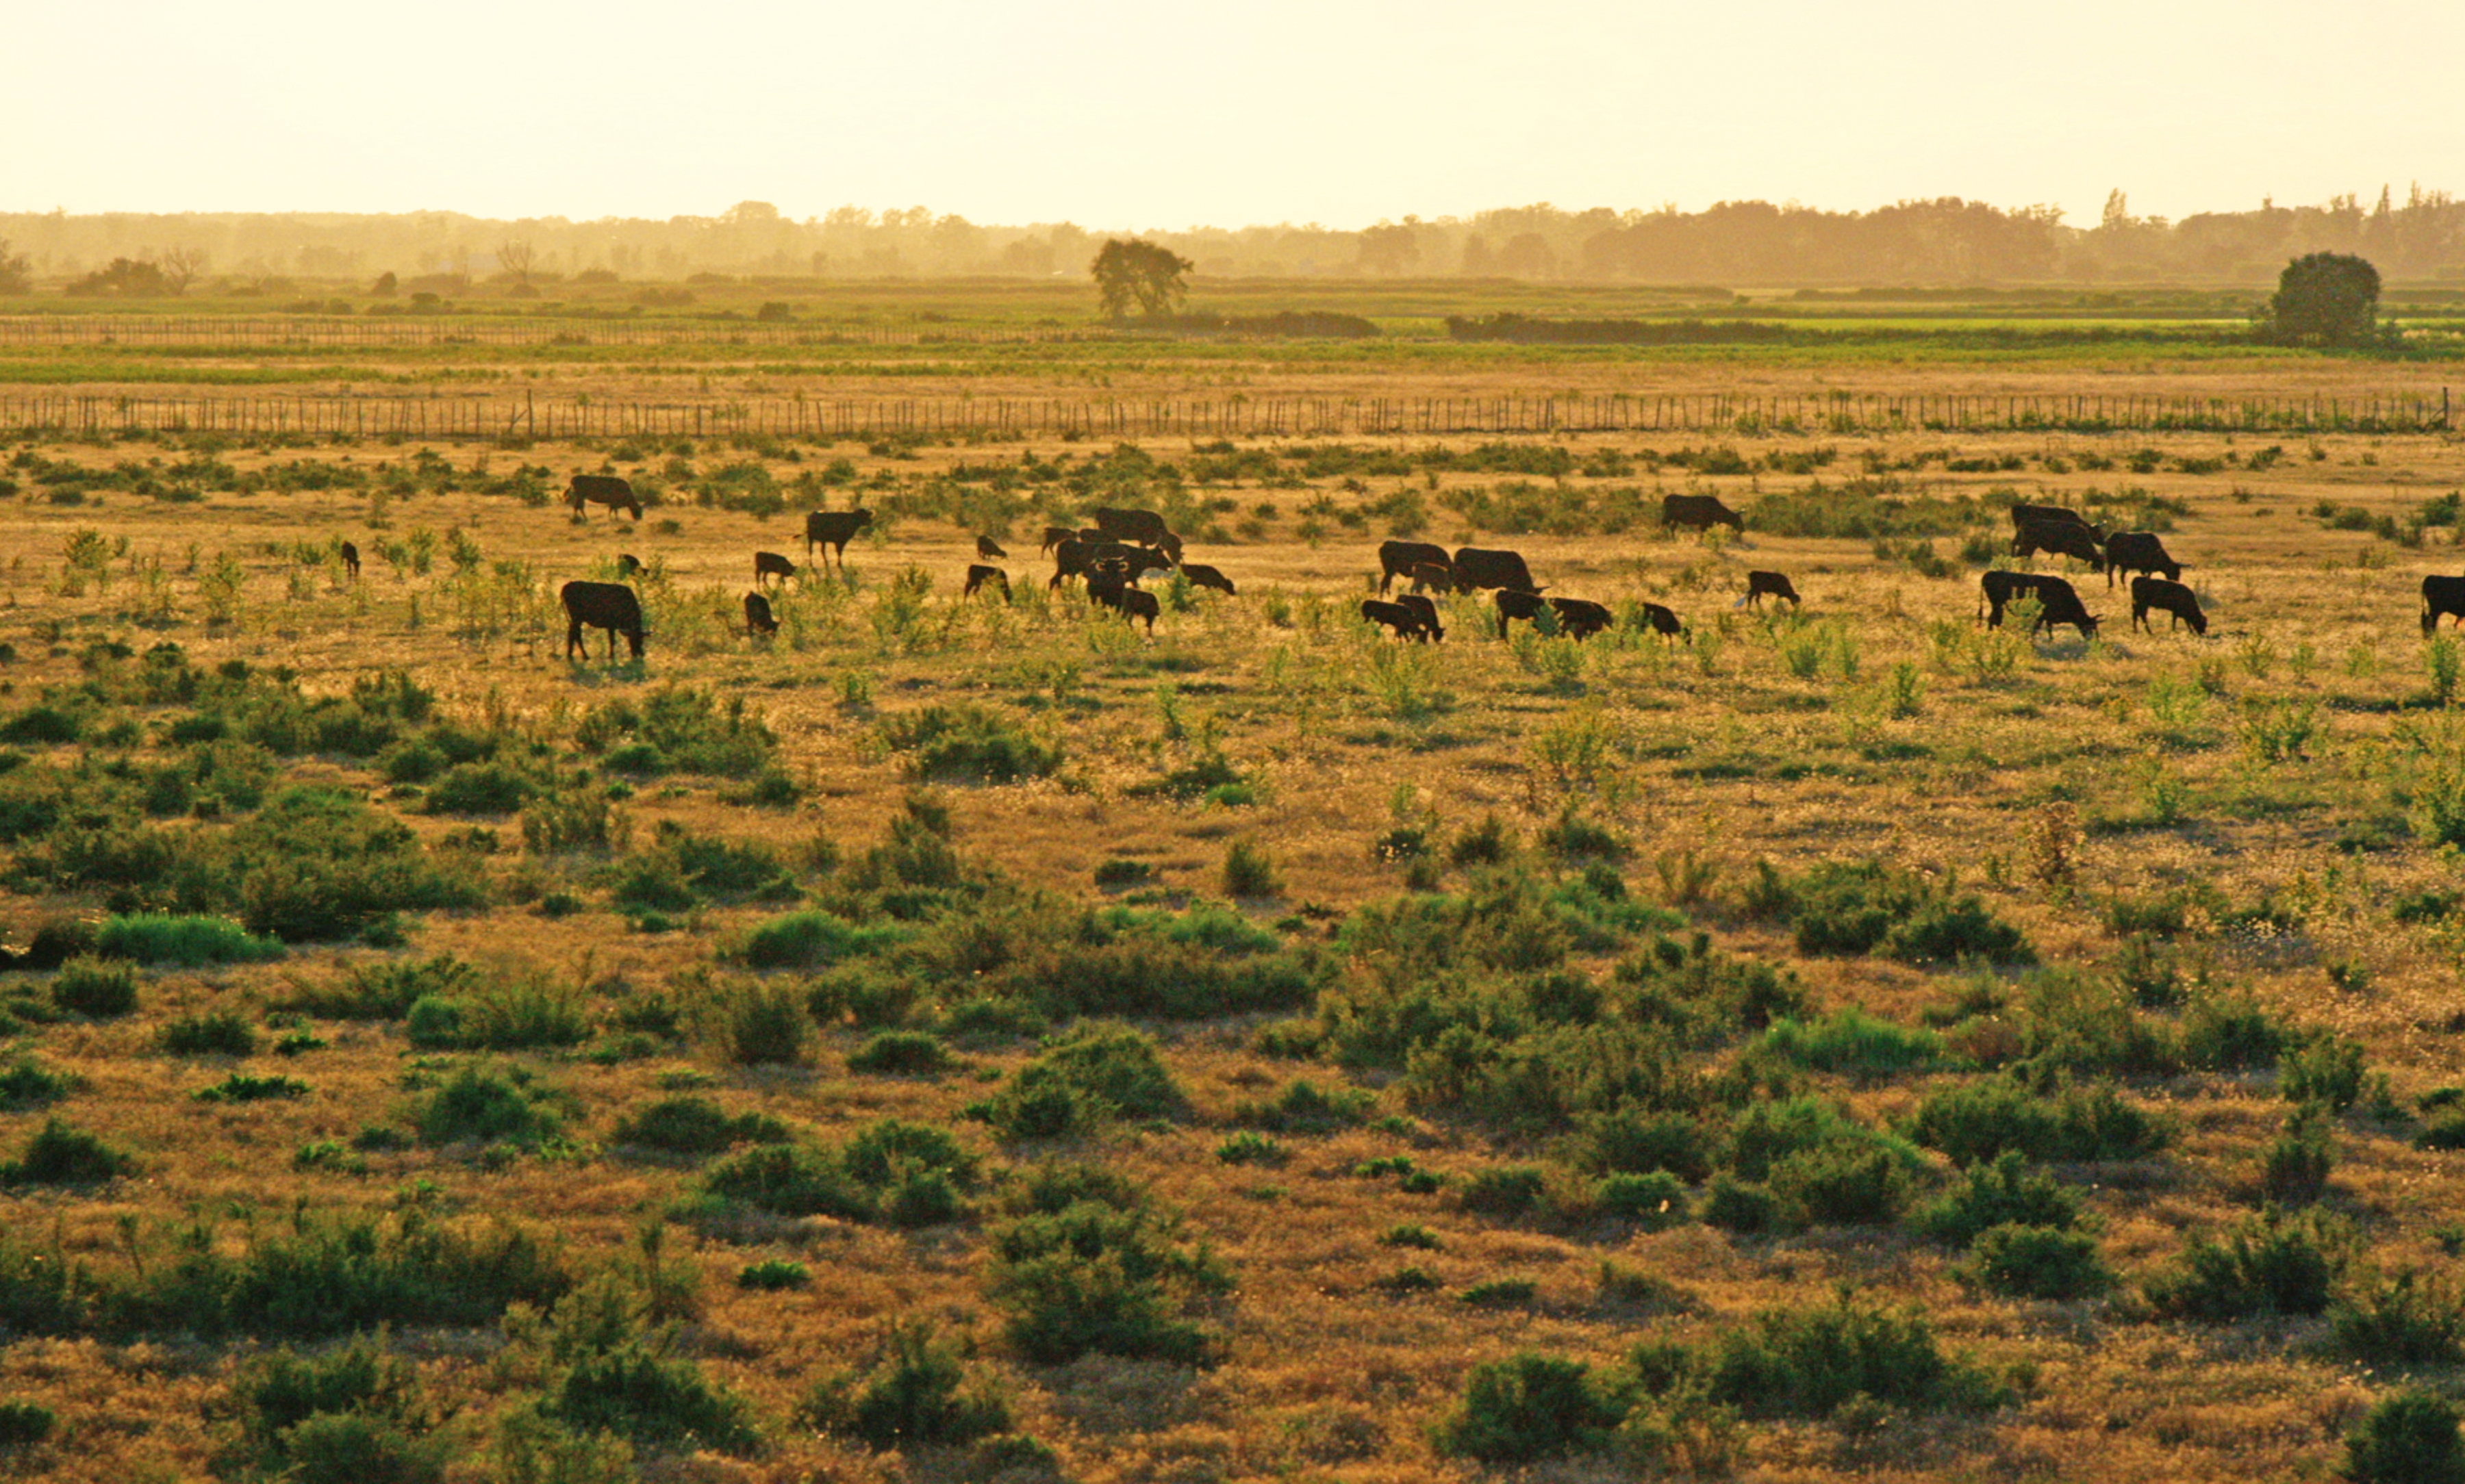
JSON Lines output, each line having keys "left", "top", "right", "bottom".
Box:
{"left": 0, "top": 389, "right": 2450, "bottom": 442}
{"left": 0, "top": 315, "right": 1100, "bottom": 349}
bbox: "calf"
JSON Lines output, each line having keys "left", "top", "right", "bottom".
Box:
{"left": 1378, "top": 540, "right": 1452, "bottom": 594}
{"left": 753, "top": 551, "right": 796, "bottom": 589}
{"left": 616, "top": 552, "right": 643, "bottom": 578}
{"left": 744, "top": 591, "right": 779, "bottom": 637}
{"left": 976, "top": 535, "right": 1007, "bottom": 560}
{"left": 1745, "top": 570, "right": 1799, "bottom": 609}
{"left": 1452, "top": 546, "right": 1541, "bottom": 593}
{"left": 1087, "top": 571, "right": 1158, "bottom": 633}
{"left": 2423, "top": 575, "right": 2465, "bottom": 635}
{"left": 1395, "top": 593, "right": 1444, "bottom": 641}
{"left": 1180, "top": 563, "right": 1236, "bottom": 596}
{"left": 1406, "top": 561, "right": 1458, "bottom": 594}
{"left": 1640, "top": 602, "right": 1686, "bottom": 641}
{"left": 566, "top": 474, "right": 643, "bottom": 520}
{"left": 1548, "top": 596, "right": 1615, "bottom": 639}
{"left": 1494, "top": 587, "right": 1550, "bottom": 639}
{"left": 2130, "top": 576, "right": 2207, "bottom": 636}
{"left": 1662, "top": 494, "right": 1743, "bottom": 533}
{"left": 1361, "top": 598, "right": 1437, "bottom": 642}
{"left": 963, "top": 563, "right": 1011, "bottom": 601}
{"left": 339, "top": 540, "right": 360, "bottom": 580}
{"left": 2103, "top": 531, "right": 2182, "bottom": 587}
{"left": 1981, "top": 570, "right": 2098, "bottom": 638}
{"left": 560, "top": 580, "right": 645, "bottom": 661}
{"left": 804, "top": 509, "right": 874, "bottom": 568}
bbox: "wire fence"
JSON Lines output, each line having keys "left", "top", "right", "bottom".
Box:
{"left": 0, "top": 388, "right": 2451, "bottom": 442}
{"left": 0, "top": 315, "right": 1098, "bottom": 348}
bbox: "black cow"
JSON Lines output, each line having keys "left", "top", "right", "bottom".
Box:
{"left": 1453, "top": 547, "right": 1541, "bottom": 593}
{"left": 744, "top": 592, "right": 779, "bottom": 637}
{"left": 963, "top": 564, "right": 1011, "bottom": 601}
{"left": 976, "top": 535, "right": 1007, "bottom": 560}
{"left": 2008, "top": 502, "right": 2102, "bottom": 538}
{"left": 616, "top": 553, "right": 643, "bottom": 578}
{"left": 1087, "top": 571, "right": 1158, "bottom": 633}
{"left": 1395, "top": 593, "right": 1444, "bottom": 641}
{"left": 339, "top": 540, "right": 360, "bottom": 579}
{"left": 754, "top": 551, "right": 796, "bottom": 589}
{"left": 1407, "top": 561, "right": 1458, "bottom": 594}
{"left": 561, "top": 581, "right": 644, "bottom": 661}
{"left": 1549, "top": 597, "right": 1615, "bottom": 639}
{"left": 1378, "top": 540, "right": 1452, "bottom": 594}
{"left": 1050, "top": 538, "right": 1096, "bottom": 589}
{"left": 1981, "top": 570, "right": 2098, "bottom": 638}
{"left": 2131, "top": 576, "right": 2207, "bottom": 636}
{"left": 804, "top": 509, "right": 874, "bottom": 568}
{"left": 1746, "top": 570, "right": 1799, "bottom": 609}
{"left": 1361, "top": 598, "right": 1438, "bottom": 642}
{"left": 1040, "top": 524, "right": 1076, "bottom": 554}
{"left": 2423, "top": 576, "right": 2465, "bottom": 635}
{"left": 2013, "top": 517, "right": 2106, "bottom": 571}
{"left": 2103, "top": 531, "right": 2182, "bottom": 586}
{"left": 1662, "top": 494, "right": 1743, "bottom": 533}
{"left": 1094, "top": 508, "right": 1179, "bottom": 561}
{"left": 566, "top": 474, "right": 642, "bottom": 520}
{"left": 1494, "top": 588, "right": 1551, "bottom": 639}
{"left": 1181, "top": 563, "right": 1236, "bottom": 596}
{"left": 1640, "top": 602, "right": 1686, "bottom": 641}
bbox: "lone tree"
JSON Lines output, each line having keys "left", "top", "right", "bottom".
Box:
{"left": 1091, "top": 238, "right": 1193, "bottom": 318}
{"left": 2266, "top": 251, "right": 2381, "bottom": 345}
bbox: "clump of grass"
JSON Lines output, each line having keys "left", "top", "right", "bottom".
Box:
{"left": 874, "top": 703, "right": 1061, "bottom": 783}
{"left": 194, "top": 1072, "right": 311, "bottom": 1103}
{"left": 0, "top": 1400, "right": 53, "bottom": 1447}
{"left": 1222, "top": 839, "right": 1282, "bottom": 897}
{"left": 737, "top": 1259, "right": 810, "bottom": 1291}
{"left": 796, "top": 1319, "right": 1014, "bottom": 1452}
{"left": 1961, "top": 1223, "right": 2112, "bottom": 1299}
{"left": 697, "top": 1118, "right": 976, "bottom": 1228}
{"left": 976, "top": 1024, "right": 1187, "bottom": 1140}
{"left": 94, "top": 912, "right": 283, "bottom": 965}
{"left": 709, "top": 980, "right": 811, "bottom": 1066}
{"left": 846, "top": 1029, "right": 955, "bottom": 1075}
{"left": 159, "top": 1009, "right": 260, "bottom": 1058}
{"left": 2142, "top": 1210, "right": 2349, "bottom": 1320}
{"left": 415, "top": 1064, "right": 573, "bottom": 1149}
{"left": 983, "top": 1162, "right": 1230, "bottom": 1366}
{"left": 611, "top": 1096, "right": 789, "bottom": 1155}
{"left": 51, "top": 956, "right": 137, "bottom": 1018}
{"left": 281, "top": 955, "right": 476, "bottom": 1021}
{"left": 2, "top": 1118, "right": 134, "bottom": 1186}
{"left": 0, "top": 1058, "right": 77, "bottom": 1110}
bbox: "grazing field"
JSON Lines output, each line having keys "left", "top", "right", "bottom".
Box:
{"left": 2, "top": 307, "right": 2465, "bottom": 1483}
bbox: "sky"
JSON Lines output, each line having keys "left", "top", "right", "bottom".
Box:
{"left": 10, "top": 0, "right": 2463, "bottom": 229}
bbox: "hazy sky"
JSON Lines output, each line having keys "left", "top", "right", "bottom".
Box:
{"left": 12, "top": 0, "right": 2461, "bottom": 228}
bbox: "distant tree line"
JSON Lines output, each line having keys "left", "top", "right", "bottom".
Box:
{"left": 2, "top": 187, "right": 2463, "bottom": 290}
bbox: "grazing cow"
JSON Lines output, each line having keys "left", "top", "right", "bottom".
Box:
{"left": 2013, "top": 517, "right": 2106, "bottom": 571}
{"left": 1494, "top": 588, "right": 1551, "bottom": 639}
{"left": 1981, "top": 570, "right": 2099, "bottom": 638}
{"left": 1125, "top": 548, "right": 1178, "bottom": 584}
{"left": 753, "top": 551, "right": 796, "bottom": 590}
{"left": 976, "top": 535, "right": 1007, "bottom": 560}
{"left": 744, "top": 592, "right": 779, "bottom": 637}
{"left": 2131, "top": 576, "right": 2208, "bottom": 636}
{"left": 560, "top": 581, "right": 644, "bottom": 661}
{"left": 2422, "top": 576, "right": 2465, "bottom": 635}
{"left": 1395, "top": 593, "right": 1444, "bottom": 641}
{"left": 1662, "top": 494, "right": 1744, "bottom": 533}
{"left": 803, "top": 509, "right": 874, "bottom": 568}
{"left": 1040, "top": 524, "right": 1076, "bottom": 554}
{"left": 1548, "top": 597, "right": 1615, "bottom": 639}
{"left": 1049, "top": 538, "right": 1096, "bottom": 589}
{"left": 339, "top": 541, "right": 360, "bottom": 579}
{"left": 615, "top": 552, "right": 642, "bottom": 578}
{"left": 2008, "top": 502, "right": 2103, "bottom": 538}
{"left": 1746, "top": 570, "right": 1800, "bottom": 609}
{"left": 566, "top": 474, "right": 642, "bottom": 520}
{"left": 1094, "top": 507, "right": 1175, "bottom": 550}
{"left": 1640, "top": 602, "right": 1686, "bottom": 641}
{"left": 1406, "top": 561, "right": 1458, "bottom": 594}
{"left": 963, "top": 564, "right": 1012, "bottom": 601}
{"left": 1087, "top": 570, "right": 1158, "bottom": 633}
{"left": 1452, "top": 546, "right": 1542, "bottom": 593}
{"left": 1361, "top": 598, "right": 1438, "bottom": 642}
{"left": 1378, "top": 539, "right": 1453, "bottom": 595}
{"left": 2103, "top": 531, "right": 2182, "bottom": 587}
{"left": 1180, "top": 563, "right": 1236, "bottom": 596}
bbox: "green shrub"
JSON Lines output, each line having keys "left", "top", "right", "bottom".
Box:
{"left": 1596, "top": 1170, "right": 1690, "bottom": 1227}
{"left": 282, "top": 955, "right": 476, "bottom": 1021}
{"left": 1776, "top": 859, "right": 2032, "bottom": 964}
{"left": 1912, "top": 1152, "right": 2083, "bottom": 1248}
{"left": 985, "top": 1166, "right": 1228, "bottom": 1366}
{"left": 0, "top": 1058, "right": 76, "bottom": 1110}
{"left": 2, "top": 1118, "right": 132, "bottom": 1185}
{"left": 194, "top": 1072, "right": 310, "bottom": 1103}
{"left": 1223, "top": 839, "right": 1282, "bottom": 897}
{"left": 697, "top": 1118, "right": 974, "bottom": 1227}
{"left": 1215, "top": 1131, "right": 1286, "bottom": 1166}
{"left": 847, "top": 1030, "right": 955, "bottom": 1075}
{"left": 2342, "top": 1390, "right": 2465, "bottom": 1484}
{"left": 1767, "top": 1140, "right": 1908, "bottom": 1227}
{"left": 981, "top": 1024, "right": 1187, "bottom": 1140}
{"left": 416, "top": 1065, "right": 570, "bottom": 1147}
{"left": 552, "top": 1341, "right": 759, "bottom": 1454}
{"left": 737, "top": 1259, "right": 810, "bottom": 1291}
{"left": 2261, "top": 1106, "right": 2336, "bottom": 1205}
{"left": 1908, "top": 1075, "right": 2165, "bottom": 1164}
{"left": 159, "top": 1009, "right": 260, "bottom": 1057}
{"left": 875, "top": 704, "right": 1061, "bottom": 783}
{"left": 1567, "top": 1108, "right": 1715, "bottom": 1182}
{"left": 95, "top": 913, "right": 283, "bottom": 965}
{"left": 422, "top": 761, "right": 535, "bottom": 815}
{"left": 269, "top": 1411, "right": 448, "bottom": 1484}
{"left": 2181, "top": 992, "right": 2291, "bottom": 1071}
{"left": 576, "top": 685, "right": 778, "bottom": 778}
{"left": 225, "top": 1335, "right": 440, "bottom": 1484}
{"left": 611, "top": 1096, "right": 788, "bottom": 1155}
{"left": 1461, "top": 1277, "right": 1539, "bottom": 1308}
{"left": 698, "top": 1142, "right": 871, "bottom": 1221}
{"left": 0, "top": 1400, "right": 53, "bottom": 1447}
{"left": 1678, "top": 1293, "right": 2007, "bottom": 1419}
{"left": 2332, "top": 1270, "right": 2465, "bottom": 1368}
{"left": 1430, "top": 1352, "right": 1626, "bottom": 1461}
{"left": 2284, "top": 1034, "right": 2369, "bottom": 1112}
{"left": 1750, "top": 1009, "right": 1945, "bottom": 1079}
{"left": 728, "top": 909, "right": 905, "bottom": 969}
{"left": 1701, "top": 1173, "right": 1777, "bottom": 1233}
{"left": 712, "top": 981, "right": 811, "bottom": 1066}
{"left": 1380, "top": 1223, "right": 1441, "bottom": 1249}
{"left": 1459, "top": 1165, "right": 1548, "bottom": 1217}
{"left": 796, "top": 1320, "right": 1013, "bottom": 1451}
{"left": 1962, "top": 1223, "right": 2111, "bottom": 1299}
{"left": 50, "top": 956, "right": 137, "bottom": 1018}
{"left": 2143, "top": 1210, "right": 2349, "bottom": 1320}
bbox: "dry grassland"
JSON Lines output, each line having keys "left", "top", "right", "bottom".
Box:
{"left": 0, "top": 368, "right": 2460, "bottom": 1484}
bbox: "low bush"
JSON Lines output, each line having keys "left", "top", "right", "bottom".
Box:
{"left": 1908, "top": 1075, "right": 2166, "bottom": 1165}
{"left": 1767, "top": 1140, "right": 1909, "bottom": 1227}
{"left": 979, "top": 1024, "right": 1187, "bottom": 1140}
{"left": 2341, "top": 1390, "right": 2465, "bottom": 1484}
{"left": 0, "top": 1058, "right": 76, "bottom": 1110}
{"left": 405, "top": 971, "right": 591, "bottom": 1051}
{"left": 2282, "top": 1034, "right": 2369, "bottom": 1112}
{"left": 2261, "top": 1105, "right": 2336, "bottom": 1204}
{"left": 874, "top": 704, "right": 1061, "bottom": 783}
{"left": 0, "top": 1400, "right": 53, "bottom": 1447}
{"left": 159, "top": 1009, "right": 260, "bottom": 1058}
{"left": 1229, "top": 1077, "right": 1374, "bottom": 1133}
{"left": 194, "top": 1072, "right": 310, "bottom": 1103}
{"left": 698, "top": 1118, "right": 975, "bottom": 1228}
{"left": 796, "top": 1319, "right": 1013, "bottom": 1452}
{"left": 727, "top": 909, "right": 907, "bottom": 970}
{"left": 1567, "top": 1108, "right": 1716, "bottom": 1182}
{"left": 2331, "top": 1270, "right": 2465, "bottom": 1368}
{"left": 1662, "top": 1293, "right": 2008, "bottom": 1419}
{"left": 551, "top": 1340, "right": 760, "bottom": 1454}
{"left": 1912, "top": 1152, "right": 2084, "bottom": 1247}
{"left": 737, "top": 1259, "right": 810, "bottom": 1290}
{"left": 983, "top": 1164, "right": 1230, "bottom": 1366}
{"left": 3, "top": 1118, "right": 134, "bottom": 1186}
{"left": 1432, "top": 1353, "right": 1625, "bottom": 1462}
{"left": 2142, "top": 1210, "right": 2349, "bottom": 1320}
{"left": 1596, "top": 1170, "right": 1691, "bottom": 1227}
{"left": 415, "top": 1065, "right": 572, "bottom": 1148}
{"left": 281, "top": 955, "right": 476, "bottom": 1021}
{"left": 224, "top": 1335, "right": 441, "bottom": 1484}
{"left": 611, "top": 1096, "right": 789, "bottom": 1155}
{"left": 94, "top": 913, "right": 283, "bottom": 965}
{"left": 846, "top": 1029, "right": 955, "bottom": 1075}
{"left": 1962, "top": 1223, "right": 2112, "bottom": 1299}
{"left": 1459, "top": 1164, "right": 1549, "bottom": 1218}
{"left": 51, "top": 956, "right": 137, "bottom": 1017}
{"left": 1751, "top": 1008, "right": 1945, "bottom": 1080}
{"left": 711, "top": 980, "right": 811, "bottom": 1066}
{"left": 422, "top": 760, "right": 535, "bottom": 816}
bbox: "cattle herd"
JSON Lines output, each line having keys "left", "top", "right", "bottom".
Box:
{"left": 538, "top": 472, "right": 2465, "bottom": 667}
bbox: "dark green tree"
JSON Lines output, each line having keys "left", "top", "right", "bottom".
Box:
{"left": 2266, "top": 251, "right": 2381, "bottom": 345}
{"left": 1090, "top": 238, "right": 1193, "bottom": 318}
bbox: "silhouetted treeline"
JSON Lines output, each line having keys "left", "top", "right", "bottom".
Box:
{"left": 2, "top": 188, "right": 2462, "bottom": 290}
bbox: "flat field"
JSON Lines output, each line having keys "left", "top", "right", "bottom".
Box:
{"left": 0, "top": 297, "right": 2463, "bottom": 1483}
